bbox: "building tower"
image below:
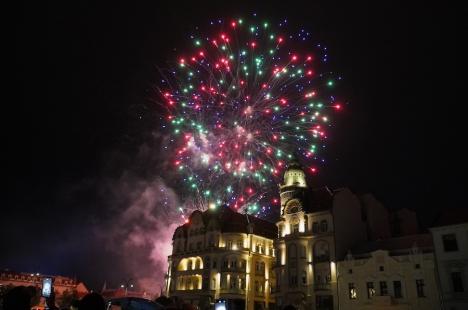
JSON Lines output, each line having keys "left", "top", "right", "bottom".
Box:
{"left": 279, "top": 159, "right": 308, "bottom": 217}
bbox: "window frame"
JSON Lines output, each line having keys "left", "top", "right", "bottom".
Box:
{"left": 442, "top": 234, "right": 459, "bottom": 252}
{"left": 393, "top": 280, "right": 402, "bottom": 298}
{"left": 416, "top": 279, "right": 425, "bottom": 297}
{"left": 379, "top": 281, "right": 388, "bottom": 296}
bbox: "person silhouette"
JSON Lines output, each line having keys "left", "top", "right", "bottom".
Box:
{"left": 78, "top": 292, "right": 105, "bottom": 310}
{"left": 3, "top": 286, "right": 33, "bottom": 310}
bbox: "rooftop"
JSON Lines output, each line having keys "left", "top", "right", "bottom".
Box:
{"left": 174, "top": 206, "right": 278, "bottom": 240}
{"left": 350, "top": 233, "right": 433, "bottom": 257}
{"left": 431, "top": 207, "right": 468, "bottom": 228}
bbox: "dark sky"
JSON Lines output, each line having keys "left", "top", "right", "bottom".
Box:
{"left": 8, "top": 1, "right": 459, "bottom": 291}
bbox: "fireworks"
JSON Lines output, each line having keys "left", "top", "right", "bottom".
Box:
{"left": 157, "top": 16, "right": 342, "bottom": 216}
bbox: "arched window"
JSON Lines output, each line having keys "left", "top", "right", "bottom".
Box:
{"left": 313, "top": 241, "right": 330, "bottom": 262}
{"left": 289, "top": 268, "right": 298, "bottom": 287}
{"left": 240, "top": 259, "right": 247, "bottom": 270}
{"left": 312, "top": 222, "right": 319, "bottom": 233}
{"left": 288, "top": 243, "right": 297, "bottom": 259}
{"left": 195, "top": 258, "right": 201, "bottom": 269}
{"left": 187, "top": 260, "right": 193, "bottom": 270}
{"left": 231, "top": 259, "right": 237, "bottom": 269}
{"left": 321, "top": 220, "right": 328, "bottom": 232}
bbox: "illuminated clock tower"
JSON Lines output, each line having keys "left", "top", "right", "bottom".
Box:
{"left": 279, "top": 159, "right": 308, "bottom": 216}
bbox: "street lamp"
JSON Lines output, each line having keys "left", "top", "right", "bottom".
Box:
{"left": 120, "top": 278, "right": 134, "bottom": 296}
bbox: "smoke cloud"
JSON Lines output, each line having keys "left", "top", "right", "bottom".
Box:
{"left": 90, "top": 135, "right": 187, "bottom": 296}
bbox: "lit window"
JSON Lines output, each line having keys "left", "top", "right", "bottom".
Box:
{"left": 366, "top": 282, "right": 375, "bottom": 299}
{"left": 348, "top": 283, "right": 357, "bottom": 299}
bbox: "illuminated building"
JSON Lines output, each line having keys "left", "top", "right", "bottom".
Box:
{"left": 165, "top": 206, "right": 277, "bottom": 309}
{"left": 338, "top": 235, "right": 440, "bottom": 309}
{"left": 166, "top": 159, "right": 453, "bottom": 310}
{"left": 0, "top": 270, "right": 88, "bottom": 304}
{"left": 274, "top": 160, "right": 367, "bottom": 309}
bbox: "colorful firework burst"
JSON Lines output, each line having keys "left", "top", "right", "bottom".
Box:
{"left": 157, "top": 16, "right": 343, "bottom": 218}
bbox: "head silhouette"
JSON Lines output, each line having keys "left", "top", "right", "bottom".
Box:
{"left": 3, "top": 286, "right": 33, "bottom": 310}
{"left": 78, "top": 292, "right": 105, "bottom": 310}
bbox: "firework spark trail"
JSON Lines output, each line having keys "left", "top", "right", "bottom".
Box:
{"left": 155, "top": 16, "right": 343, "bottom": 218}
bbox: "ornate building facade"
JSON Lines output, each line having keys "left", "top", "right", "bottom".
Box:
{"left": 165, "top": 207, "right": 277, "bottom": 310}
{"left": 273, "top": 161, "right": 367, "bottom": 310}
{"left": 166, "top": 160, "right": 446, "bottom": 310}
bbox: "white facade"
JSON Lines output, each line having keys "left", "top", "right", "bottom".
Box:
{"left": 430, "top": 222, "right": 468, "bottom": 310}
{"left": 338, "top": 249, "right": 440, "bottom": 309}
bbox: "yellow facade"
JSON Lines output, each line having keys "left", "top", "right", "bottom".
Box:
{"left": 166, "top": 209, "right": 276, "bottom": 309}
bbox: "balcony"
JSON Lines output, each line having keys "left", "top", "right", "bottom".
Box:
{"left": 313, "top": 255, "right": 330, "bottom": 264}
{"left": 219, "top": 288, "right": 246, "bottom": 295}
{"left": 372, "top": 295, "right": 393, "bottom": 305}
{"left": 254, "top": 270, "right": 266, "bottom": 276}
{"left": 255, "top": 291, "right": 265, "bottom": 297}
{"left": 220, "top": 266, "right": 247, "bottom": 273}
{"left": 314, "top": 283, "right": 331, "bottom": 291}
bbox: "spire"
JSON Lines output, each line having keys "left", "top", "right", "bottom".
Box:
{"left": 101, "top": 281, "right": 107, "bottom": 292}
{"left": 286, "top": 157, "right": 302, "bottom": 171}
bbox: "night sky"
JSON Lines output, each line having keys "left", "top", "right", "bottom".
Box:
{"left": 8, "top": 1, "right": 459, "bottom": 292}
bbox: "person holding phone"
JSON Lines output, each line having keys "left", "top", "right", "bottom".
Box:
{"left": 42, "top": 278, "right": 53, "bottom": 298}
{"left": 42, "top": 277, "right": 58, "bottom": 310}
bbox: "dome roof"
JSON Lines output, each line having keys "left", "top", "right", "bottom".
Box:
{"left": 285, "top": 158, "right": 303, "bottom": 171}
